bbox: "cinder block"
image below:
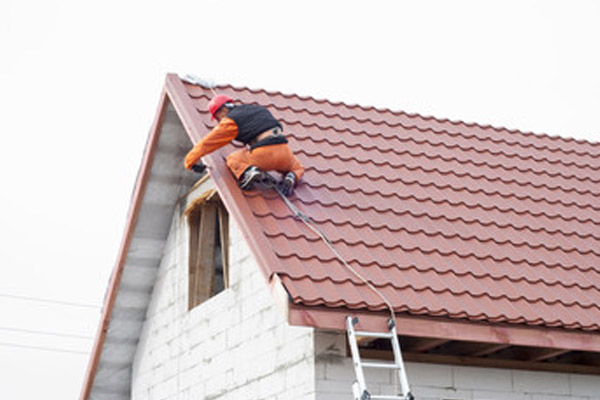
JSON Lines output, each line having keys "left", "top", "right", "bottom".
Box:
{"left": 530, "top": 394, "right": 587, "bottom": 400}
{"left": 569, "top": 373, "right": 600, "bottom": 398}
{"left": 471, "top": 389, "right": 531, "bottom": 400}
{"left": 453, "top": 365, "right": 512, "bottom": 392}
{"left": 413, "top": 385, "right": 473, "bottom": 400}
{"left": 513, "top": 370, "right": 570, "bottom": 395}
{"left": 405, "top": 362, "right": 453, "bottom": 388}
{"left": 258, "top": 372, "right": 286, "bottom": 398}
{"left": 324, "top": 358, "right": 354, "bottom": 381}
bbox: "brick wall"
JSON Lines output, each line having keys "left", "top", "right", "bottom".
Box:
{"left": 131, "top": 181, "right": 315, "bottom": 400}
{"left": 314, "top": 331, "right": 600, "bottom": 400}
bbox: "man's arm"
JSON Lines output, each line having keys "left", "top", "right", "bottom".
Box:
{"left": 183, "top": 118, "right": 238, "bottom": 170}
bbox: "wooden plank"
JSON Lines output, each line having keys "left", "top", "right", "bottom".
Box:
{"left": 522, "top": 348, "right": 571, "bottom": 362}
{"left": 402, "top": 352, "right": 600, "bottom": 375}
{"left": 187, "top": 215, "right": 200, "bottom": 310}
{"left": 358, "top": 349, "right": 600, "bottom": 375}
{"left": 196, "top": 202, "right": 217, "bottom": 303}
{"left": 404, "top": 338, "right": 450, "bottom": 353}
{"left": 218, "top": 205, "right": 230, "bottom": 289}
{"left": 468, "top": 343, "right": 512, "bottom": 357}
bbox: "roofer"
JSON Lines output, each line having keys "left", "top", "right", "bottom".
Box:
{"left": 184, "top": 94, "right": 304, "bottom": 196}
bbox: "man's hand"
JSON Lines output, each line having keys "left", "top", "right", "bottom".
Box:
{"left": 191, "top": 163, "right": 207, "bottom": 174}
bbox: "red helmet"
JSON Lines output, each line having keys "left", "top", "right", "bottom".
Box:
{"left": 208, "top": 94, "right": 234, "bottom": 120}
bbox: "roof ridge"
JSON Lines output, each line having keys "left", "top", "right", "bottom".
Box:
{"left": 305, "top": 167, "right": 600, "bottom": 214}
{"left": 216, "top": 83, "right": 600, "bottom": 150}
{"left": 300, "top": 148, "right": 600, "bottom": 198}
{"left": 292, "top": 134, "right": 600, "bottom": 183}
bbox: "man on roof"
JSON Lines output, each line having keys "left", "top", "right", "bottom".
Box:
{"left": 184, "top": 94, "right": 304, "bottom": 196}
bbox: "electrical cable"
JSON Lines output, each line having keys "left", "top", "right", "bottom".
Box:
{"left": 0, "top": 293, "right": 101, "bottom": 309}
{"left": 0, "top": 326, "right": 93, "bottom": 340}
{"left": 0, "top": 341, "right": 89, "bottom": 355}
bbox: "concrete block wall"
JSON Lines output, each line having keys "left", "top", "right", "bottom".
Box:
{"left": 314, "top": 331, "right": 600, "bottom": 400}
{"left": 131, "top": 182, "right": 316, "bottom": 400}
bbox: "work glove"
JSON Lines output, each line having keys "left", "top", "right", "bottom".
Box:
{"left": 278, "top": 172, "right": 296, "bottom": 196}
{"left": 191, "top": 163, "right": 206, "bottom": 174}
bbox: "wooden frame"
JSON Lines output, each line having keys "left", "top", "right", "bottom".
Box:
{"left": 187, "top": 195, "right": 229, "bottom": 310}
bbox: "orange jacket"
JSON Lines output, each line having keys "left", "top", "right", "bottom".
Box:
{"left": 183, "top": 118, "right": 238, "bottom": 170}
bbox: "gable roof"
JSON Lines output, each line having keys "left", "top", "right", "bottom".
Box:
{"left": 171, "top": 75, "right": 600, "bottom": 335}
{"left": 81, "top": 74, "right": 600, "bottom": 399}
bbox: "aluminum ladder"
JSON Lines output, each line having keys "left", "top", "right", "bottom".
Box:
{"left": 346, "top": 316, "right": 414, "bottom": 400}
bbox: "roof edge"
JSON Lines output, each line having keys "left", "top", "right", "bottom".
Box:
{"left": 79, "top": 88, "right": 170, "bottom": 400}
{"left": 289, "top": 305, "right": 600, "bottom": 353}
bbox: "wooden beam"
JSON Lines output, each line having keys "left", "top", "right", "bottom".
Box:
{"left": 525, "top": 348, "right": 571, "bottom": 362}
{"left": 469, "top": 344, "right": 512, "bottom": 357}
{"left": 355, "top": 350, "right": 600, "bottom": 375}
{"left": 404, "top": 338, "right": 450, "bottom": 353}
{"left": 289, "top": 306, "right": 600, "bottom": 353}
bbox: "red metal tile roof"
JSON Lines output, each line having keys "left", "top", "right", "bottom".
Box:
{"left": 171, "top": 75, "right": 600, "bottom": 336}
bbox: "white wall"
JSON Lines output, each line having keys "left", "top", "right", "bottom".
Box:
{"left": 131, "top": 180, "right": 316, "bottom": 400}
{"left": 129, "top": 178, "right": 599, "bottom": 400}
{"left": 315, "top": 331, "right": 600, "bottom": 400}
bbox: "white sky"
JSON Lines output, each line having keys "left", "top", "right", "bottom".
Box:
{"left": 1, "top": 1, "right": 599, "bottom": 398}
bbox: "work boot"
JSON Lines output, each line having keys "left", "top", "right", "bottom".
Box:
{"left": 239, "top": 166, "right": 263, "bottom": 190}
{"left": 279, "top": 172, "right": 296, "bottom": 196}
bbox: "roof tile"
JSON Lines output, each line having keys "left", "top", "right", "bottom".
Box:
{"left": 182, "top": 79, "right": 600, "bottom": 332}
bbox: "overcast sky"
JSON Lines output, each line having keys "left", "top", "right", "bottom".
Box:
{"left": 1, "top": 1, "right": 599, "bottom": 399}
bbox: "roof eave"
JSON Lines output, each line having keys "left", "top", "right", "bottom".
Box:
{"left": 289, "top": 305, "right": 600, "bottom": 353}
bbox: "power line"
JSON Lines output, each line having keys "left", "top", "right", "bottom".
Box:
{"left": 0, "top": 326, "right": 94, "bottom": 340}
{"left": 0, "top": 341, "right": 89, "bottom": 355}
{"left": 0, "top": 293, "right": 101, "bottom": 309}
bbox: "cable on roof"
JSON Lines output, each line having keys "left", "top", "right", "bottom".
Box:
{"left": 273, "top": 184, "right": 397, "bottom": 323}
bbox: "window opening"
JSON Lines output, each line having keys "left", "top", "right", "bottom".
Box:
{"left": 186, "top": 191, "right": 229, "bottom": 309}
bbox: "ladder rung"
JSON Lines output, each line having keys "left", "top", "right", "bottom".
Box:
{"left": 362, "top": 361, "right": 401, "bottom": 369}
{"left": 354, "top": 331, "right": 394, "bottom": 339}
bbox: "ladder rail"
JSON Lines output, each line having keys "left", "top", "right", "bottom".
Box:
{"left": 389, "top": 321, "right": 412, "bottom": 398}
{"left": 346, "top": 315, "right": 415, "bottom": 400}
{"left": 346, "top": 316, "right": 368, "bottom": 398}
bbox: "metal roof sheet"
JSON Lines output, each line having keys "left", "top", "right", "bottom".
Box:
{"left": 177, "top": 77, "right": 600, "bottom": 333}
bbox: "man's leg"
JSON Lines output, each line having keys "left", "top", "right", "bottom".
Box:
{"left": 225, "top": 148, "right": 252, "bottom": 179}
{"left": 225, "top": 148, "right": 264, "bottom": 190}
{"left": 249, "top": 144, "right": 304, "bottom": 179}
